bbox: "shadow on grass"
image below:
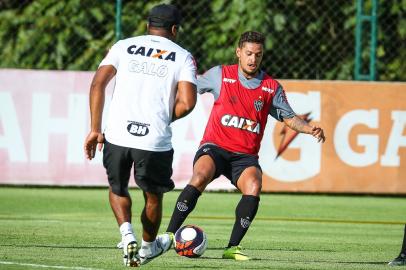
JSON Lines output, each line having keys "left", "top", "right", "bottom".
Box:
{"left": 207, "top": 247, "right": 336, "bottom": 252}
{"left": 162, "top": 266, "right": 221, "bottom": 269}
{"left": 195, "top": 255, "right": 388, "bottom": 266}
{"left": 251, "top": 257, "right": 388, "bottom": 265}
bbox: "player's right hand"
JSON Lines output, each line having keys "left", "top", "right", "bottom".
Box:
{"left": 311, "top": 126, "right": 326, "bottom": 143}
{"left": 84, "top": 131, "right": 105, "bottom": 160}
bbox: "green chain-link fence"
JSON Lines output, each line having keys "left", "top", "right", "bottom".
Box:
{"left": 0, "top": 0, "right": 404, "bottom": 81}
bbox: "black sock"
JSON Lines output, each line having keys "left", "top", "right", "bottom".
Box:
{"left": 401, "top": 224, "right": 406, "bottom": 255}
{"left": 166, "top": 185, "right": 201, "bottom": 233}
{"left": 227, "top": 195, "right": 260, "bottom": 248}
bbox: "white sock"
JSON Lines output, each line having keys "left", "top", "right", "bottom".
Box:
{"left": 140, "top": 239, "right": 156, "bottom": 256}
{"left": 141, "top": 239, "right": 155, "bottom": 249}
{"left": 120, "top": 222, "right": 136, "bottom": 243}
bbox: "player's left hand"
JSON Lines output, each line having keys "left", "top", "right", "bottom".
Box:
{"left": 311, "top": 126, "right": 325, "bottom": 143}
{"left": 84, "top": 131, "right": 105, "bottom": 160}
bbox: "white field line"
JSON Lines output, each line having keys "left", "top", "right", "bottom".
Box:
{"left": 0, "top": 261, "right": 104, "bottom": 270}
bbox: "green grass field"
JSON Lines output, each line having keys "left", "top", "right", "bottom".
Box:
{"left": 0, "top": 187, "right": 405, "bottom": 270}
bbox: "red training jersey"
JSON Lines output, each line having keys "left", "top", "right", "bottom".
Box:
{"left": 200, "top": 64, "right": 279, "bottom": 156}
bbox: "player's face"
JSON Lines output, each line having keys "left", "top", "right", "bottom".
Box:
{"left": 236, "top": 42, "right": 263, "bottom": 78}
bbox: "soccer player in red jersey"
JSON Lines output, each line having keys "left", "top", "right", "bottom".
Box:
{"left": 166, "top": 31, "right": 325, "bottom": 260}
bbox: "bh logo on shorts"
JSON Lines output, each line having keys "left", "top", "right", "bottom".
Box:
{"left": 240, "top": 217, "right": 251, "bottom": 228}
{"left": 127, "top": 121, "right": 149, "bottom": 136}
{"left": 177, "top": 201, "right": 188, "bottom": 212}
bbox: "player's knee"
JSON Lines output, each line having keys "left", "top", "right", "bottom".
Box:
{"left": 144, "top": 192, "right": 163, "bottom": 206}
{"left": 190, "top": 171, "right": 211, "bottom": 190}
{"left": 250, "top": 179, "right": 262, "bottom": 194}
{"left": 254, "top": 181, "right": 262, "bottom": 194}
{"left": 242, "top": 178, "right": 262, "bottom": 196}
{"left": 109, "top": 179, "right": 129, "bottom": 196}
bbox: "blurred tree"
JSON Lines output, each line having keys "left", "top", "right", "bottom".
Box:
{"left": 0, "top": 0, "right": 404, "bottom": 81}
{"left": 0, "top": 0, "right": 115, "bottom": 70}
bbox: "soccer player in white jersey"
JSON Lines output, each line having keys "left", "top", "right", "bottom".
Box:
{"left": 84, "top": 4, "right": 197, "bottom": 267}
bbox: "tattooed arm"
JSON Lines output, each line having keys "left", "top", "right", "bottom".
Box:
{"left": 283, "top": 116, "right": 326, "bottom": 143}
{"left": 269, "top": 84, "right": 326, "bottom": 143}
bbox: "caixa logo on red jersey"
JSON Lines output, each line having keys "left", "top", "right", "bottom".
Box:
{"left": 127, "top": 121, "right": 150, "bottom": 136}
{"left": 221, "top": 114, "right": 260, "bottom": 134}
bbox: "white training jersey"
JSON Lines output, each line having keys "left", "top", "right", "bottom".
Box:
{"left": 99, "top": 35, "right": 197, "bottom": 151}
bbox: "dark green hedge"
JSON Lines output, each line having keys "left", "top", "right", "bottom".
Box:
{"left": 0, "top": 0, "right": 404, "bottom": 81}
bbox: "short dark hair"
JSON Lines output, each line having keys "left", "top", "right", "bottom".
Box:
{"left": 148, "top": 4, "right": 181, "bottom": 29}
{"left": 238, "top": 31, "right": 265, "bottom": 48}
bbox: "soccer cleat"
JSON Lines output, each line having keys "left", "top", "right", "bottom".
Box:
{"left": 139, "top": 232, "right": 174, "bottom": 265}
{"left": 388, "top": 253, "right": 406, "bottom": 266}
{"left": 222, "top": 245, "right": 250, "bottom": 261}
{"left": 123, "top": 241, "right": 140, "bottom": 267}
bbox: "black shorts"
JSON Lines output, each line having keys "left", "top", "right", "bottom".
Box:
{"left": 103, "top": 140, "right": 174, "bottom": 195}
{"left": 193, "top": 144, "right": 261, "bottom": 186}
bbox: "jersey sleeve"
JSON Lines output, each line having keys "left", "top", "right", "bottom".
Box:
{"left": 269, "top": 84, "right": 296, "bottom": 121}
{"left": 178, "top": 54, "right": 197, "bottom": 85}
{"left": 99, "top": 41, "right": 121, "bottom": 69}
{"left": 197, "top": 65, "right": 222, "bottom": 100}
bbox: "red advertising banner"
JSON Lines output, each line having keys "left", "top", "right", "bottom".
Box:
{"left": 0, "top": 69, "right": 405, "bottom": 193}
